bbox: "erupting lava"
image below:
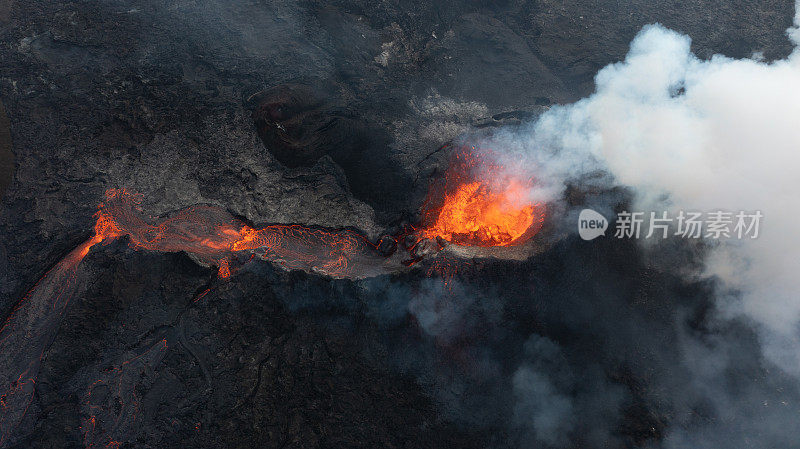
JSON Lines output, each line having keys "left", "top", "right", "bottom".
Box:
{"left": 1, "top": 150, "right": 547, "bottom": 446}
{"left": 421, "top": 147, "right": 544, "bottom": 247}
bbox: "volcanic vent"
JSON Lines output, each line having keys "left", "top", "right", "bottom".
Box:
{"left": 0, "top": 143, "right": 550, "bottom": 447}
{"left": 413, "top": 146, "right": 548, "bottom": 262}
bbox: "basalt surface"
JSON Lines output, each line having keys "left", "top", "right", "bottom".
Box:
{"left": 0, "top": 1, "right": 795, "bottom": 448}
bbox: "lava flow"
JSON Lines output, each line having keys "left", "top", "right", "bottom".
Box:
{"left": 0, "top": 189, "right": 392, "bottom": 447}
{"left": 93, "top": 189, "right": 391, "bottom": 279}
{"left": 1, "top": 149, "right": 546, "bottom": 447}
{"left": 0, "top": 236, "right": 102, "bottom": 447}
{"left": 421, "top": 147, "right": 544, "bottom": 247}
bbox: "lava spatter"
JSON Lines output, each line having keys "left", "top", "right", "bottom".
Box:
{"left": 421, "top": 147, "right": 545, "bottom": 247}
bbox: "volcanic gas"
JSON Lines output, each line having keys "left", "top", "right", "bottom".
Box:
{"left": 421, "top": 147, "right": 544, "bottom": 247}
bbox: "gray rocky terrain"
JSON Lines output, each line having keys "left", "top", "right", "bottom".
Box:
{"left": 0, "top": 1, "right": 796, "bottom": 448}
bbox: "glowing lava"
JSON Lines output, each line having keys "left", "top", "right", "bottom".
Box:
{"left": 0, "top": 189, "right": 392, "bottom": 448}
{"left": 1, "top": 158, "right": 545, "bottom": 446}
{"left": 422, "top": 148, "right": 544, "bottom": 247}
{"left": 91, "top": 189, "right": 389, "bottom": 279}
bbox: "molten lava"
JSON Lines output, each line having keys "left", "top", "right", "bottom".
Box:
{"left": 91, "top": 189, "right": 388, "bottom": 280}
{"left": 0, "top": 148, "right": 545, "bottom": 447}
{"left": 422, "top": 148, "right": 544, "bottom": 247}
{"left": 1, "top": 161, "right": 543, "bottom": 446}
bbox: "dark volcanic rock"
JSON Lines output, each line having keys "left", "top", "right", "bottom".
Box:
{"left": 0, "top": 100, "right": 11, "bottom": 199}
{"left": 0, "top": 0, "right": 796, "bottom": 448}
{"left": 377, "top": 235, "right": 398, "bottom": 256}
{"left": 23, "top": 246, "right": 486, "bottom": 448}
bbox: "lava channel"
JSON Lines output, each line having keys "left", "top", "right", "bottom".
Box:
{"left": 0, "top": 236, "right": 105, "bottom": 447}
{"left": 93, "top": 188, "right": 402, "bottom": 279}
{"left": 0, "top": 149, "right": 546, "bottom": 446}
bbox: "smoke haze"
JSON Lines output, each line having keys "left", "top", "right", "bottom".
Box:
{"left": 412, "top": 1, "right": 800, "bottom": 446}
{"left": 491, "top": 0, "right": 800, "bottom": 376}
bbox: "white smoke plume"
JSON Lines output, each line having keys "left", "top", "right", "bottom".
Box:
{"left": 485, "top": 2, "right": 800, "bottom": 378}
{"left": 441, "top": 3, "right": 800, "bottom": 446}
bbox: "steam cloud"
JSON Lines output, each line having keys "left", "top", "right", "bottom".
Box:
{"left": 417, "top": 1, "right": 800, "bottom": 447}
{"left": 513, "top": 0, "right": 800, "bottom": 373}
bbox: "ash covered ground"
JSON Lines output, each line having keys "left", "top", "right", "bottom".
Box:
{"left": 0, "top": 1, "right": 798, "bottom": 448}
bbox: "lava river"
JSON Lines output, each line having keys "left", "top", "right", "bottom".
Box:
{"left": 0, "top": 147, "right": 545, "bottom": 447}
{"left": 0, "top": 188, "right": 400, "bottom": 447}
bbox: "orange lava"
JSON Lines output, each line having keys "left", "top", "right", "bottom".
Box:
{"left": 2, "top": 173, "right": 542, "bottom": 447}
{"left": 217, "top": 259, "right": 231, "bottom": 279}
{"left": 422, "top": 148, "right": 544, "bottom": 247}
{"left": 90, "top": 188, "right": 381, "bottom": 279}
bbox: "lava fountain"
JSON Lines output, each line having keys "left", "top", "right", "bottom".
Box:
{"left": 420, "top": 147, "right": 545, "bottom": 247}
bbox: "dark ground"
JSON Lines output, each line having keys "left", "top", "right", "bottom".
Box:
{"left": 0, "top": 1, "right": 796, "bottom": 448}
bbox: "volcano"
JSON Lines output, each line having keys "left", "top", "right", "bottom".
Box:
{"left": 0, "top": 152, "right": 548, "bottom": 446}
{"left": 1, "top": 1, "right": 798, "bottom": 448}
